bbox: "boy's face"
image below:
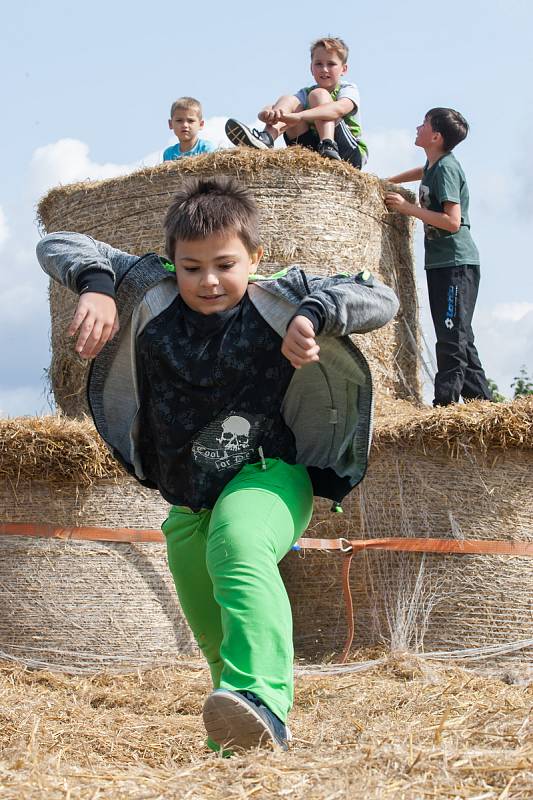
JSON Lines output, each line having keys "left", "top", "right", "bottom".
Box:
{"left": 415, "top": 116, "right": 441, "bottom": 149}
{"left": 310, "top": 46, "right": 347, "bottom": 91}
{"left": 168, "top": 108, "right": 203, "bottom": 146}
{"left": 174, "top": 232, "right": 263, "bottom": 315}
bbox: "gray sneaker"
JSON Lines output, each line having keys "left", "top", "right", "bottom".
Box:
{"left": 225, "top": 119, "right": 274, "bottom": 150}
{"left": 203, "top": 689, "right": 291, "bottom": 751}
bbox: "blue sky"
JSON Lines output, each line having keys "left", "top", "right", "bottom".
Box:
{"left": 1, "top": 0, "right": 532, "bottom": 415}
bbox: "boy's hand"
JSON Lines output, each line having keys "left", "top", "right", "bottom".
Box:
{"left": 258, "top": 106, "right": 280, "bottom": 124}
{"left": 282, "top": 315, "right": 320, "bottom": 369}
{"left": 385, "top": 192, "right": 415, "bottom": 215}
{"left": 68, "top": 292, "right": 119, "bottom": 359}
{"left": 278, "top": 110, "right": 301, "bottom": 126}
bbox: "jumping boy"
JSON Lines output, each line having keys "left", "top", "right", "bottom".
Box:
{"left": 163, "top": 97, "right": 215, "bottom": 161}
{"left": 225, "top": 37, "right": 367, "bottom": 167}
{"left": 385, "top": 108, "right": 492, "bottom": 406}
{"left": 37, "top": 177, "right": 398, "bottom": 752}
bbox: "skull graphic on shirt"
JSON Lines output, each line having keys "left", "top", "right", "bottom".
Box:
{"left": 217, "top": 415, "right": 251, "bottom": 452}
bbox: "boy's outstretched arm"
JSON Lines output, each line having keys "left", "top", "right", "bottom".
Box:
{"left": 37, "top": 231, "right": 138, "bottom": 359}
{"left": 385, "top": 194, "right": 461, "bottom": 233}
{"left": 280, "top": 271, "right": 399, "bottom": 343}
{"left": 386, "top": 167, "right": 424, "bottom": 184}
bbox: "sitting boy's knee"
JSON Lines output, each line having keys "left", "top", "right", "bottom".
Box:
{"left": 308, "top": 87, "right": 331, "bottom": 104}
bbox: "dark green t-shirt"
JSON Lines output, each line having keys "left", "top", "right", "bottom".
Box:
{"left": 419, "top": 152, "right": 479, "bottom": 269}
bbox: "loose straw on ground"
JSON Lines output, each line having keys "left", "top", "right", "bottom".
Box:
{"left": 0, "top": 654, "right": 530, "bottom": 799}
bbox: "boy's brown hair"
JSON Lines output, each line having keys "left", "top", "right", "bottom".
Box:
{"left": 164, "top": 176, "right": 261, "bottom": 260}
{"left": 169, "top": 97, "right": 203, "bottom": 119}
{"left": 310, "top": 36, "right": 349, "bottom": 65}
{"left": 426, "top": 107, "right": 469, "bottom": 152}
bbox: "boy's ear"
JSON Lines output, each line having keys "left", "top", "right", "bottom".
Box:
{"left": 341, "top": 63, "right": 348, "bottom": 74}
{"left": 249, "top": 246, "right": 264, "bottom": 272}
{"left": 168, "top": 119, "right": 173, "bottom": 129}
{"left": 199, "top": 118, "right": 205, "bottom": 129}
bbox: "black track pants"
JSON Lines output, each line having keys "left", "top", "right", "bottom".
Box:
{"left": 426, "top": 264, "right": 492, "bottom": 406}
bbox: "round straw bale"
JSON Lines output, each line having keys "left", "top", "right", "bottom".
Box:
{"left": 37, "top": 148, "right": 420, "bottom": 417}
{"left": 280, "top": 399, "right": 533, "bottom": 670}
{"left": 0, "top": 417, "right": 198, "bottom": 672}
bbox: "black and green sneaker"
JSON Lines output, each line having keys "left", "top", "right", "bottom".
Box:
{"left": 317, "top": 138, "right": 341, "bottom": 160}
{"left": 225, "top": 119, "right": 274, "bottom": 150}
{"left": 203, "top": 689, "right": 291, "bottom": 751}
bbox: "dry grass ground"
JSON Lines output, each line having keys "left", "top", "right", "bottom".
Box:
{"left": 0, "top": 654, "right": 531, "bottom": 799}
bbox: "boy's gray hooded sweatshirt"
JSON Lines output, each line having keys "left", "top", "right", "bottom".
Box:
{"left": 37, "top": 232, "right": 399, "bottom": 507}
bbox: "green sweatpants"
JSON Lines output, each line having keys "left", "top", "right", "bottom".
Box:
{"left": 161, "top": 458, "right": 313, "bottom": 722}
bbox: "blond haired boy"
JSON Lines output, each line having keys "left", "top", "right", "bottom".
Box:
{"left": 163, "top": 97, "right": 216, "bottom": 161}
{"left": 226, "top": 37, "right": 367, "bottom": 168}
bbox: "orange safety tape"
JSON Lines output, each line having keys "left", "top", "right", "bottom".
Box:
{"left": 3, "top": 525, "right": 531, "bottom": 556}
{"left": 2, "top": 524, "right": 532, "bottom": 666}
{"left": 297, "top": 536, "right": 533, "bottom": 557}
{"left": 0, "top": 522, "right": 165, "bottom": 543}
{"left": 295, "top": 535, "right": 533, "bottom": 665}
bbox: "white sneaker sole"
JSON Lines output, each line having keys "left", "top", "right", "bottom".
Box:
{"left": 203, "top": 690, "right": 288, "bottom": 750}
{"left": 225, "top": 119, "right": 269, "bottom": 150}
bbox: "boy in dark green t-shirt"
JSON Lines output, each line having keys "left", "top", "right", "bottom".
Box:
{"left": 385, "top": 107, "right": 492, "bottom": 406}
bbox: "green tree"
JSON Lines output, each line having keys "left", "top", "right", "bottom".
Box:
{"left": 511, "top": 366, "right": 533, "bottom": 398}
{"left": 487, "top": 378, "right": 505, "bottom": 403}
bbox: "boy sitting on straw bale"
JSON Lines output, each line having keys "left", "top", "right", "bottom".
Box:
{"left": 225, "top": 37, "right": 367, "bottom": 168}
{"left": 385, "top": 108, "right": 492, "bottom": 407}
{"left": 163, "top": 97, "right": 215, "bottom": 161}
{"left": 37, "top": 177, "right": 397, "bottom": 752}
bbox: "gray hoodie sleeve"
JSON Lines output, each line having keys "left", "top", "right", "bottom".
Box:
{"left": 296, "top": 271, "right": 399, "bottom": 336}
{"left": 36, "top": 231, "right": 139, "bottom": 295}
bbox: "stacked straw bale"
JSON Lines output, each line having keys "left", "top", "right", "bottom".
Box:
{"left": 2, "top": 403, "right": 532, "bottom": 674}
{"left": 280, "top": 398, "right": 533, "bottom": 672}
{"left": 0, "top": 416, "right": 198, "bottom": 672}
{"left": 37, "top": 147, "right": 420, "bottom": 417}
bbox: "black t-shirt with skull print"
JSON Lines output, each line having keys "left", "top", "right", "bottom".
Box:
{"left": 136, "top": 293, "right": 297, "bottom": 510}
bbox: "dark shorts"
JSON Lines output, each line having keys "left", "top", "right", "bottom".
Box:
{"left": 284, "top": 120, "right": 365, "bottom": 169}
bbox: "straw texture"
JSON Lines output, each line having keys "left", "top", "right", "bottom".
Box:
{"left": 3, "top": 402, "right": 531, "bottom": 673}
{"left": 0, "top": 656, "right": 531, "bottom": 799}
{"left": 281, "top": 399, "right": 533, "bottom": 668}
{"left": 0, "top": 536, "right": 198, "bottom": 672}
{"left": 37, "top": 148, "right": 420, "bottom": 416}
{"left": 0, "top": 415, "right": 200, "bottom": 670}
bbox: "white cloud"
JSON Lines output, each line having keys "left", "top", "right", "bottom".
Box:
{"left": 474, "top": 172, "right": 513, "bottom": 216}
{"left": 0, "top": 385, "right": 51, "bottom": 419}
{"left": 201, "top": 116, "right": 232, "bottom": 149}
{"left": 476, "top": 305, "right": 533, "bottom": 383}
{"left": 364, "top": 128, "right": 418, "bottom": 180}
{"left": 29, "top": 138, "right": 161, "bottom": 198}
{"left": 0, "top": 282, "right": 47, "bottom": 323}
{"left": 0, "top": 206, "right": 9, "bottom": 249}
{"left": 490, "top": 302, "right": 533, "bottom": 322}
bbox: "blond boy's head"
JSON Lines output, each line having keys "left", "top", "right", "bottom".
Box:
{"left": 169, "top": 97, "right": 203, "bottom": 120}
{"left": 310, "top": 37, "right": 349, "bottom": 65}
{"left": 168, "top": 97, "right": 205, "bottom": 148}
